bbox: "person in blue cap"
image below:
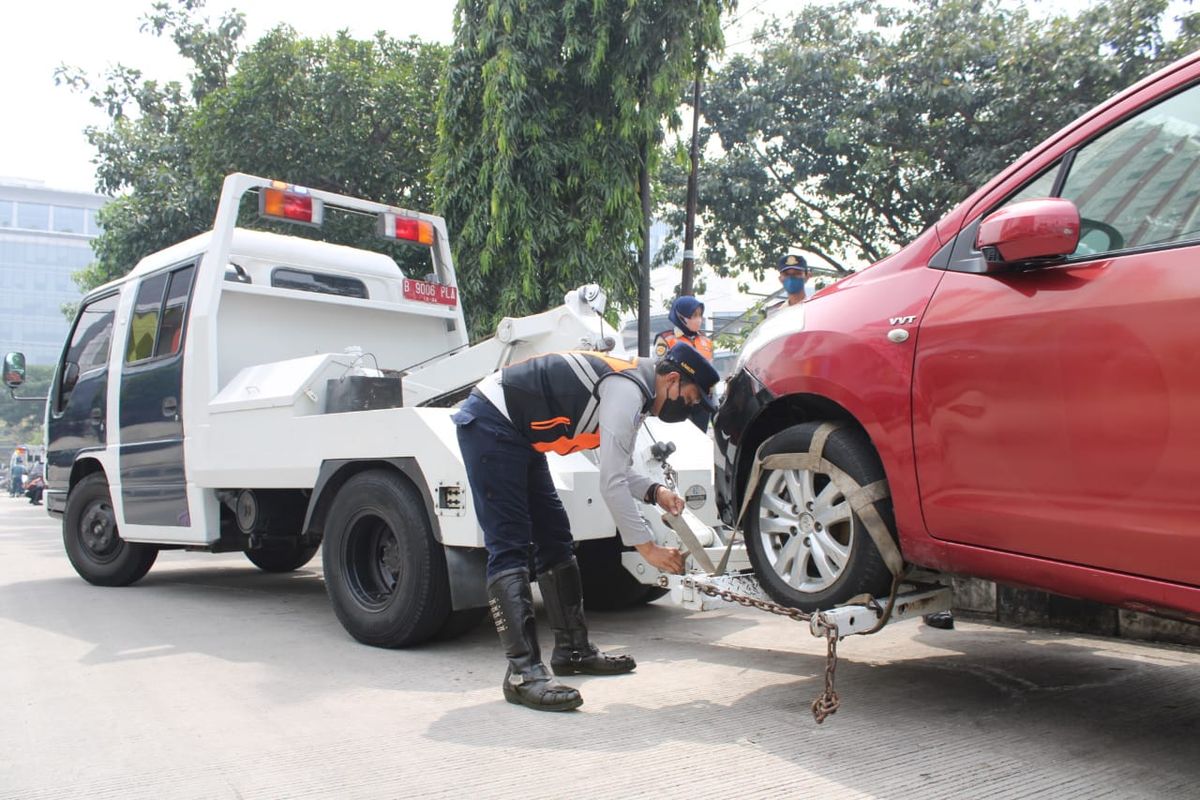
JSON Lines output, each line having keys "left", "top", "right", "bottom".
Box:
{"left": 654, "top": 296, "right": 715, "bottom": 431}
{"left": 774, "top": 253, "right": 811, "bottom": 310}
{"left": 452, "top": 341, "right": 719, "bottom": 712}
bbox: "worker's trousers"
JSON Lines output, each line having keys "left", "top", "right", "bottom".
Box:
{"left": 453, "top": 391, "right": 574, "bottom": 578}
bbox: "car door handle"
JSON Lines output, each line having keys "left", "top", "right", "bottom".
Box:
{"left": 89, "top": 407, "right": 103, "bottom": 427}
{"left": 162, "top": 397, "right": 179, "bottom": 418}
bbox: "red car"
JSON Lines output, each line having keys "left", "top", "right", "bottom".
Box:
{"left": 714, "top": 50, "right": 1200, "bottom": 622}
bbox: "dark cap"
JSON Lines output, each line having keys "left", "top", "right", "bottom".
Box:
{"left": 663, "top": 341, "right": 719, "bottom": 412}
{"left": 777, "top": 253, "right": 808, "bottom": 272}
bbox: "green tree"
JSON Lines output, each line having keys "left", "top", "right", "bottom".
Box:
{"left": 434, "top": 0, "right": 729, "bottom": 337}
{"left": 58, "top": 0, "right": 447, "bottom": 294}
{"left": 686, "top": 0, "right": 1200, "bottom": 279}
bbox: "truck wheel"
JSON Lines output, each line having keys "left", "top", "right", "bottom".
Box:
{"left": 63, "top": 473, "right": 158, "bottom": 587}
{"left": 745, "top": 422, "right": 894, "bottom": 611}
{"left": 575, "top": 537, "right": 669, "bottom": 611}
{"left": 435, "top": 607, "right": 488, "bottom": 640}
{"left": 245, "top": 541, "right": 319, "bottom": 573}
{"left": 321, "top": 470, "right": 451, "bottom": 647}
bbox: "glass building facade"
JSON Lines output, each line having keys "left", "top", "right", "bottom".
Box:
{"left": 0, "top": 180, "right": 107, "bottom": 365}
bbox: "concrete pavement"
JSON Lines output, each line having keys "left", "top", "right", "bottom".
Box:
{"left": 1, "top": 497, "right": 1197, "bottom": 799}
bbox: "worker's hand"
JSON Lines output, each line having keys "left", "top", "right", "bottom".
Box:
{"left": 635, "top": 541, "right": 685, "bottom": 574}
{"left": 654, "top": 486, "right": 685, "bottom": 516}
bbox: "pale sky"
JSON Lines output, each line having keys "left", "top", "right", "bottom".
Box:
{"left": 0, "top": 1, "right": 461, "bottom": 193}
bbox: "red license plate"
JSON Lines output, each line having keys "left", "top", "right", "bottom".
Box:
{"left": 402, "top": 278, "right": 458, "bottom": 307}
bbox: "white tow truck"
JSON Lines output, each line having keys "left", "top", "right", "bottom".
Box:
{"left": 10, "top": 173, "right": 732, "bottom": 647}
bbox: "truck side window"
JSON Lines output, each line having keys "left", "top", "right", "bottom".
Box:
{"left": 157, "top": 266, "right": 195, "bottom": 357}
{"left": 58, "top": 293, "right": 119, "bottom": 412}
{"left": 271, "top": 267, "right": 368, "bottom": 299}
{"left": 1059, "top": 82, "right": 1200, "bottom": 255}
{"left": 126, "top": 272, "right": 168, "bottom": 363}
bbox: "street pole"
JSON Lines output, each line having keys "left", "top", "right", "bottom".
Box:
{"left": 680, "top": 57, "right": 703, "bottom": 297}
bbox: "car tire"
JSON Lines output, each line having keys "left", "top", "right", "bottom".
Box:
{"left": 575, "top": 536, "right": 669, "bottom": 611}
{"left": 321, "top": 469, "right": 451, "bottom": 648}
{"left": 744, "top": 422, "right": 895, "bottom": 611}
{"left": 63, "top": 472, "right": 158, "bottom": 587}
{"left": 245, "top": 540, "right": 320, "bottom": 573}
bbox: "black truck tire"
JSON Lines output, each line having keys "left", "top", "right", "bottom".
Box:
{"left": 575, "top": 536, "right": 668, "bottom": 611}
{"left": 63, "top": 473, "right": 158, "bottom": 587}
{"left": 435, "top": 607, "right": 488, "bottom": 640}
{"left": 321, "top": 469, "right": 452, "bottom": 647}
{"left": 245, "top": 541, "right": 320, "bottom": 573}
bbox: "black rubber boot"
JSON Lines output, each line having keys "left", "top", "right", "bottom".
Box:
{"left": 538, "top": 556, "right": 636, "bottom": 677}
{"left": 487, "top": 568, "right": 583, "bottom": 712}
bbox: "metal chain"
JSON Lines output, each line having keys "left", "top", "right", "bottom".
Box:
{"left": 811, "top": 617, "right": 839, "bottom": 724}
{"left": 669, "top": 575, "right": 841, "bottom": 723}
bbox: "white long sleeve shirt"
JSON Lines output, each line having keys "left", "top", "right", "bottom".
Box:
{"left": 595, "top": 375, "right": 658, "bottom": 547}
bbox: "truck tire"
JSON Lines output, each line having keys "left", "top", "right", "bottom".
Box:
{"left": 435, "top": 607, "right": 488, "bottom": 640}
{"left": 575, "top": 537, "right": 668, "bottom": 611}
{"left": 321, "top": 470, "right": 451, "bottom": 648}
{"left": 744, "top": 422, "right": 894, "bottom": 611}
{"left": 63, "top": 473, "right": 158, "bottom": 587}
{"left": 245, "top": 541, "right": 320, "bottom": 573}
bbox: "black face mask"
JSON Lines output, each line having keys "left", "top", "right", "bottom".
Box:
{"left": 658, "top": 384, "right": 690, "bottom": 423}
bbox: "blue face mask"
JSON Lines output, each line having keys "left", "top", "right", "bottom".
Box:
{"left": 783, "top": 276, "right": 806, "bottom": 295}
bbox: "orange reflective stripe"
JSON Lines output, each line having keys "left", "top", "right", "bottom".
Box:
{"left": 532, "top": 433, "right": 601, "bottom": 455}
{"left": 529, "top": 416, "right": 572, "bottom": 430}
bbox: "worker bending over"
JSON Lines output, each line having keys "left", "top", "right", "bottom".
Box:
{"left": 452, "top": 342, "right": 719, "bottom": 712}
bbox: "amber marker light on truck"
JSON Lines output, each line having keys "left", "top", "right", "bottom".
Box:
{"left": 259, "top": 183, "right": 324, "bottom": 226}
{"left": 378, "top": 212, "right": 434, "bottom": 246}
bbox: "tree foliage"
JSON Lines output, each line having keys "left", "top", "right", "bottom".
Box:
{"left": 58, "top": 1, "right": 447, "bottom": 294}
{"left": 685, "top": 0, "right": 1200, "bottom": 279}
{"left": 435, "top": 0, "right": 729, "bottom": 337}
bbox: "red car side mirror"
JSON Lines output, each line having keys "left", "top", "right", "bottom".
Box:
{"left": 976, "top": 198, "right": 1081, "bottom": 268}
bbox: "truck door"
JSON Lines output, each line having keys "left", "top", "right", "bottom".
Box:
{"left": 45, "top": 292, "right": 120, "bottom": 508}
{"left": 913, "top": 80, "right": 1200, "bottom": 587}
{"left": 118, "top": 263, "right": 195, "bottom": 526}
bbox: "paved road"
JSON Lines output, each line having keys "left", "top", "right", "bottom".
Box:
{"left": 2, "top": 497, "right": 1198, "bottom": 799}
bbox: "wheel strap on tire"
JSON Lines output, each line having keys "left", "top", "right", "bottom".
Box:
{"left": 732, "top": 423, "right": 905, "bottom": 578}
{"left": 720, "top": 424, "right": 844, "bottom": 575}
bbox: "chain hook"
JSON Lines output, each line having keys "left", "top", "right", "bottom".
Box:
{"left": 811, "top": 619, "right": 840, "bottom": 723}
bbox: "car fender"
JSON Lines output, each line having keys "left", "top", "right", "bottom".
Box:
{"left": 739, "top": 261, "right": 947, "bottom": 560}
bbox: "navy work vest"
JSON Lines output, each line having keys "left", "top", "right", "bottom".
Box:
{"left": 501, "top": 352, "right": 655, "bottom": 455}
